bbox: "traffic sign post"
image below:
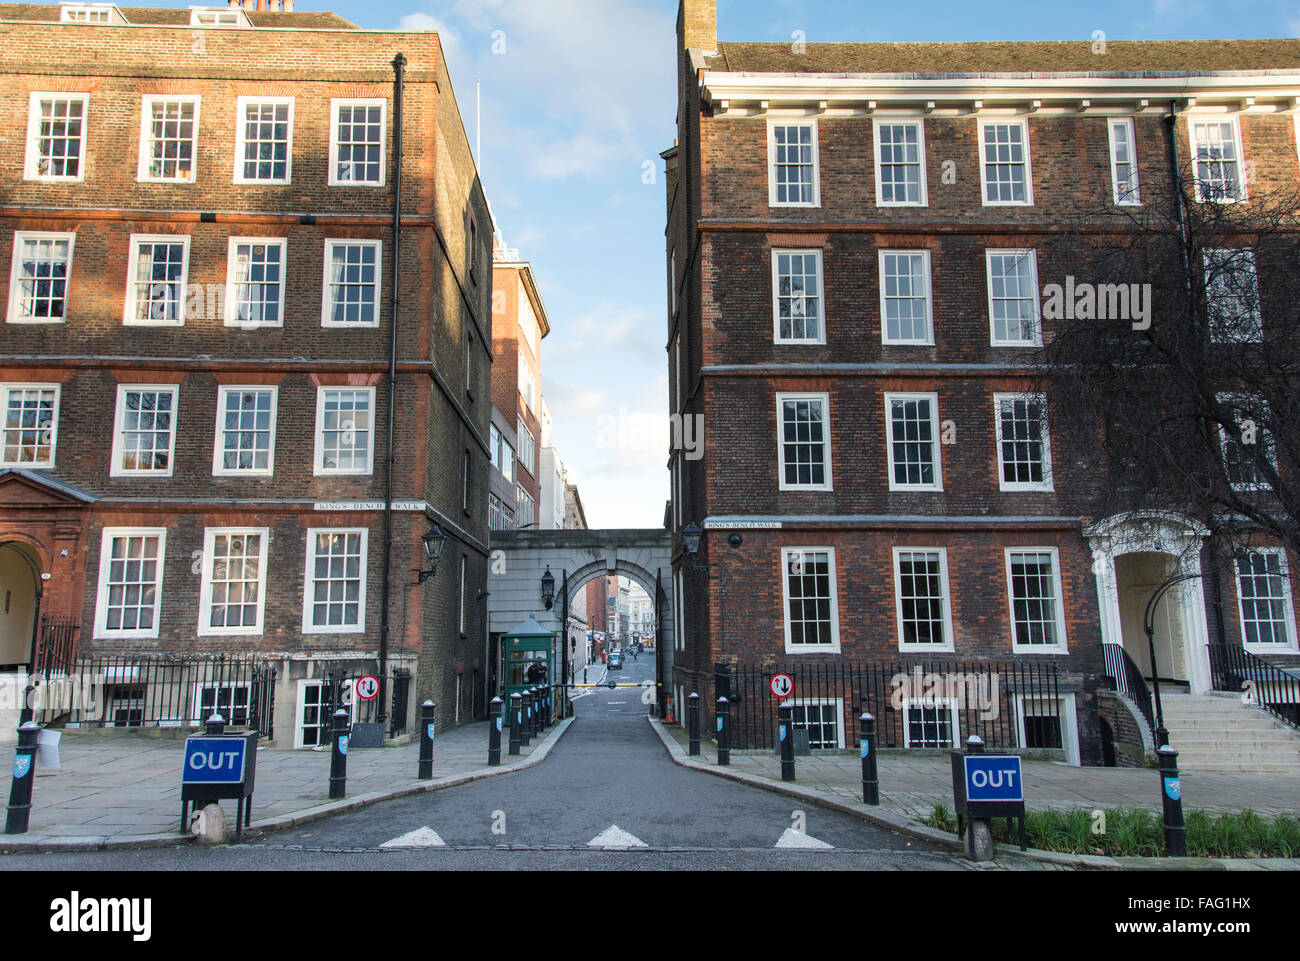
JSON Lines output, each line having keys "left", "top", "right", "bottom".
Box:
{"left": 328, "top": 709, "right": 350, "bottom": 800}
{"left": 950, "top": 736, "right": 1026, "bottom": 859}
{"left": 179, "top": 717, "right": 258, "bottom": 841}
{"left": 688, "top": 692, "right": 701, "bottom": 756}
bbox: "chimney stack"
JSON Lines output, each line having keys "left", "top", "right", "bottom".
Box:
{"left": 228, "top": 0, "right": 239, "bottom": 8}
{"left": 680, "top": 0, "right": 717, "bottom": 56}
{"left": 284, "top": 0, "right": 294, "bottom": 10}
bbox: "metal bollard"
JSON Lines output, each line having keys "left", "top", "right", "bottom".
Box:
{"left": 328, "top": 708, "right": 350, "bottom": 800}
{"left": 205, "top": 713, "right": 226, "bottom": 736}
{"left": 716, "top": 696, "right": 730, "bottom": 766}
{"left": 5, "top": 722, "right": 41, "bottom": 835}
{"left": 520, "top": 691, "right": 532, "bottom": 747}
{"left": 688, "top": 692, "right": 701, "bottom": 756}
{"left": 418, "top": 700, "right": 436, "bottom": 780}
{"left": 488, "top": 697, "right": 503, "bottom": 767}
{"left": 532, "top": 686, "right": 543, "bottom": 735}
{"left": 778, "top": 702, "right": 796, "bottom": 782}
{"left": 860, "top": 712, "right": 879, "bottom": 806}
{"left": 540, "top": 686, "right": 550, "bottom": 729}
{"left": 509, "top": 693, "right": 523, "bottom": 756}
{"left": 1158, "top": 745, "right": 1187, "bottom": 857}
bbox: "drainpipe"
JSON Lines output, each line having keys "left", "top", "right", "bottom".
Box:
{"left": 378, "top": 52, "right": 406, "bottom": 725}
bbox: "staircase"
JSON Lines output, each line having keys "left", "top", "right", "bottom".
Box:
{"left": 0, "top": 671, "right": 22, "bottom": 746}
{"left": 1162, "top": 692, "right": 1300, "bottom": 773}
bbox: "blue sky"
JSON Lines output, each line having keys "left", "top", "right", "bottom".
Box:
{"left": 169, "top": 1, "right": 1300, "bottom": 527}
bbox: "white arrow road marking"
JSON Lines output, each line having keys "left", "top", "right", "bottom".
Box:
{"left": 775, "top": 828, "right": 834, "bottom": 850}
{"left": 588, "top": 825, "right": 648, "bottom": 849}
{"left": 380, "top": 827, "right": 447, "bottom": 848}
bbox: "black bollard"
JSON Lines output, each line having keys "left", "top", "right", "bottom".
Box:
{"left": 488, "top": 697, "right": 503, "bottom": 766}
{"left": 205, "top": 713, "right": 226, "bottom": 736}
{"left": 5, "top": 721, "right": 41, "bottom": 835}
{"left": 860, "top": 712, "right": 879, "bottom": 806}
{"left": 508, "top": 693, "right": 523, "bottom": 756}
{"left": 418, "top": 700, "right": 436, "bottom": 780}
{"left": 532, "top": 687, "right": 542, "bottom": 736}
{"left": 1158, "top": 745, "right": 1187, "bottom": 857}
{"left": 520, "top": 691, "right": 532, "bottom": 747}
{"left": 688, "top": 692, "right": 701, "bottom": 756}
{"left": 717, "top": 696, "right": 730, "bottom": 766}
{"left": 328, "top": 708, "right": 350, "bottom": 800}
{"left": 778, "top": 702, "right": 796, "bottom": 782}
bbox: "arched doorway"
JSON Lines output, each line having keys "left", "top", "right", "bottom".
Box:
{"left": 0, "top": 542, "right": 41, "bottom": 670}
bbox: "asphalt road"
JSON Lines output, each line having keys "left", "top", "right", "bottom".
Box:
{"left": 1, "top": 650, "right": 979, "bottom": 871}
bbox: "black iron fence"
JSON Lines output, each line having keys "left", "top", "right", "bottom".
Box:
{"left": 1209, "top": 644, "right": 1300, "bottom": 729}
{"left": 33, "top": 615, "right": 79, "bottom": 678}
{"left": 322, "top": 666, "right": 412, "bottom": 737}
{"left": 31, "top": 653, "right": 276, "bottom": 739}
{"left": 715, "top": 659, "right": 1062, "bottom": 752}
{"left": 1102, "top": 642, "right": 1156, "bottom": 734}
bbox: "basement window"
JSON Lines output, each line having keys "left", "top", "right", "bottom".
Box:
{"left": 190, "top": 6, "right": 250, "bottom": 26}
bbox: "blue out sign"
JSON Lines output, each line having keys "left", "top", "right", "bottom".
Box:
{"left": 182, "top": 737, "right": 248, "bottom": 785}
{"left": 964, "top": 755, "right": 1023, "bottom": 803}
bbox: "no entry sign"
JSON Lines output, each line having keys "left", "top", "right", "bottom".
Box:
{"left": 770, "top": 673, "right": 794, "bottom": 698}
{"left": 356, "top": 675, "right": 380, "bottom": 701}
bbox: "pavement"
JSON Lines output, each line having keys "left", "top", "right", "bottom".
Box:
{"left": 650, "top": 719, "right": 1300, "bottom": 871}
{"left": 0, "top": 715, "right": 572, "bottom": 852}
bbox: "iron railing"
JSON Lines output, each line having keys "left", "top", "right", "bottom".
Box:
{"left": 33, "top": 615, "right": 79, "bottom": 678}
{"left": 32, "top": 653, "right": 276, "bottom": 738}
{"left": 1102, "top": 642, "right": 1156, "bottom": 735}
{"left": 1209, "top": 643, "right": 1300, "bottom": 730}
{"left": 714, "top": 658, "right": 1062, "bottom": 752}
{"left": 323, "top": 666, "right": 413, "bottom": 737}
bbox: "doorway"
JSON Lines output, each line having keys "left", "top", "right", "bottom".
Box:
{"left": 0, "top": 543, "right": 39, "bottom": 670}
{"left": 1115, "top": 552, "right": 1188, "bottom": 685}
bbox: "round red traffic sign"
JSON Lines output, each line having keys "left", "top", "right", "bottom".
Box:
{"left": 770, "top": 673, "right": 794, "bottom": 698}
{"left": 356, "top": 675, "right": 380, "bottom": 701}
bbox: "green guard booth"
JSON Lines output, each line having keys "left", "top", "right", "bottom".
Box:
{"left": 503, "top": 616, "right": 556, "bottom": 728}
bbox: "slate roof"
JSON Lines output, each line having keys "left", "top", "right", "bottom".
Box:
{"left": 0, "top": 4, "right": 357, "bottom": 29}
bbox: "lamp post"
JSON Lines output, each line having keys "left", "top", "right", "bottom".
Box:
{"left": 1143, "top": 571, "right": 1203, "bottom": 748}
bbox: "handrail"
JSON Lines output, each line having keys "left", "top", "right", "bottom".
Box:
{"left": 1103, "top": 642, "right": 1157, "bottom": 735}
{"left": 1209, "top": 643, "right": 1300, "bottom": 732}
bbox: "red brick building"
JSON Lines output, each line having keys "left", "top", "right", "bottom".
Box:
{"left": 666, "top": 0, "right": 1300, "bottom": 765}
{"left": 0, "top": 2, "right": 493, "bottom": 743}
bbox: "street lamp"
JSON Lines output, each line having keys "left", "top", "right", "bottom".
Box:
{"left": 681, "top": 521, "right": 710, "bottom": 575}
{"left": 1143, "top": 571, "right": 1203, "bottom": 748}
{"left": 415, "top": 524, "right": 447, "bottom": 584}
{"left": 541, "top": 566, "right": 555, "bottom": 610}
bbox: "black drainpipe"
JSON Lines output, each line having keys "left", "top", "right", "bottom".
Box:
{"left": 378, "top": 52, "right": 406, "bottom": 724}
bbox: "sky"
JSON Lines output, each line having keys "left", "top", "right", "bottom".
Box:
{"left": 160, "top": 1, "right": 1300, "bottom": 527}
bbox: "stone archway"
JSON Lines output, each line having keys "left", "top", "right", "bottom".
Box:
{"left": 1085, "top": 512, "right": 1212, "bottom": 694}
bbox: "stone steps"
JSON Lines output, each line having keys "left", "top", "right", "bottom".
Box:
{"left": 1160, "top": 694, "right": 1300, "bottom": 772}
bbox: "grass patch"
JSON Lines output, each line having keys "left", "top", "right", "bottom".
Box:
{"left": 921, "top": 806, "right": 1298, "bottom": 858}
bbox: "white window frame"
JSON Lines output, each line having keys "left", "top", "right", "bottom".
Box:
{"left": 767, "top": 118, "right": 820, "bottom": 208}
{"left": 60, "top": 2, "right": 118, "bottom": 22}
{"left": 190, "top": 6, "right": 248, "bottom": 27}
{"left": 1203, "top": 248, "right": 1262, "bottom": 344}
{"left": 123, "top": 234, "right": 191, "bottom": 327}
{"left": 1217, "top": 392, "right": 1275, "bottom": 493}
{"left": 459, "top": 554, "right": 468, "bottom": 635}
{"left": 24, "top": 92, "right": 89, "bottom": 183}
{"left": 109, "top": 384, "right": 178, "bottom": 478}
{"left": 892, "top": 547, "right": 955, "bottom": 653}
{"left": 1005, "top": 547, "right": 1069, "bottom": 654}
{"left": 985, "top": 249, "right": 1041, "bottom": 347}
{"left": 780, "top": 546, "right": 842, "bottom": 654}
{"left": 1014, "top": 693, "right": 1081, "bottom": 765}
{"left": 1235, "top": 549, "right": 1299, "bottom": 653}
{"left": 776, "top": 391, "right": 833, "bottom": 492}
{"left": 873, "top": 118, "right": 928, "bottom": 207}
{"left": 993, "top": 392, "right": 1054, "bottom": 492}
{"left": 978, "top": 118, "right": 1034, "bottom": 206}
{"left": 0, "top": 383, "right": 60, "bottom": 469}
{"left": 224, "top": 237, "right": 287, "bottom": 329}
{"left": 137, "top": 95, "right": 200, "bottom": 184}
{"left": 212, "top": 385, "right": 278, "bottom": 478}
{"left": 7, "top": 231, "right": 75, "bottom": 325}
{"left": 313, "top": 386, "right": 376, "bottom": 477}
{"left": 93, "top": 527, "right": 167, "bottom": 641}
{"left": 1188, "top": 114, "right": 1247, "bottom": 204}
{"left": 302, "top": 528, "right": 368, "bottom": 635}
{"left": 786, "top": 697, "right": 846, "bottom": 750}
{"left": 233, "top": 96, "right": 294, "bottom": 185}
{"left": 517, "top": 417, "right": 535, "bottom": 478}
{"left": 900, "top": 697, "right": 959, "bottom": 750}
{"left": 197, "top": 527, "right": 269, "bottom": 637}
{"left": 878, "top": 249, "right": 934, "bottom": 346}
{"left": 771, "top": 248, "right": 826, "bottom": 345}
{"left": 189, "top": 682, "right": 251, "bottom": 728}
{"left": 1107, "top": 118, "right": 1141, "bottom": 206}
{"left": 884, "top": 392, "right": 943, "bottom": 492}
{"left": 518, "top": 350, "right": 537, "bottom": 414}
{"left": 293, "top": 678, "right": 356, "bottom": 749}
{"left": 321, "top": 239, "right": 382, "bottom": 329}
{"left": 328, "top": 98, "right": 387, "bottom": 188}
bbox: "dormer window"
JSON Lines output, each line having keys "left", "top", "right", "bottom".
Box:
{"left": 190, "top": 6, "right": 249, "bottom": 27}
{"left": 59, "top": 2, "right": 123, "bottom": 23}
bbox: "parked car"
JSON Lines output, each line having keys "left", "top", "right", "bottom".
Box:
{"left": 608, "top": 652, "right": 623, "bottom": 670}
